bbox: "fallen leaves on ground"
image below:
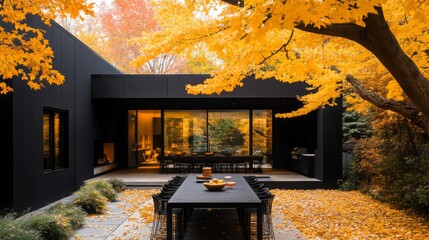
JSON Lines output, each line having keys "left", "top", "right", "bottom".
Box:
{"left": 78, "top": 189, "right": 429, "bottom": 239}
{"left": 118, "top": 188, "right": 159, "bottom": 224}
{"left": 271, "top": 189, "right": 429, "bottom": 239}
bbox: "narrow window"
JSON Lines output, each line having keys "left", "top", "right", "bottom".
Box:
{"left": 43, "top": 108, "right": 68, "bottom": 172}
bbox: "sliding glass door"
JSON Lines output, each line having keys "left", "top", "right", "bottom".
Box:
{"left": 128, "top": 110, "right": 162, "bottom": 167}
{"left": 128, "top": 109, "right": 272, "bottom": 167}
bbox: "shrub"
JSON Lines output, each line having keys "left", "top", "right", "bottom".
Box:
{"left": 338, "top": 159, "right": 359, "bottom": 191}
{"left": 18, "top": 213, "right": 71, "bottom": 240}
{"left": 84, "top": 180, "right": 117, "bottom": 202}
{"left": 0, "top": 215, "right": 40, "bottom": 240}
{"left": 107, "top": 178, "right": 126, "bottom": 192}
{"left": 351, "top": 121, "right": 429, "bottom": 215}
{"left": 46, "top": 203, "right": 87, "bottom": 230}
{"left": 73, "top": 187, "right": 108, "bottom": 214}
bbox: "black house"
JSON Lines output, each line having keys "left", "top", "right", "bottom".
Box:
{"left": 1, "top": 16, "right": 342, "bottom": 212}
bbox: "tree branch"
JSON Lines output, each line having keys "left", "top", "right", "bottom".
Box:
{"left": 345, "top": 75, "right": 427, "bottom": 131}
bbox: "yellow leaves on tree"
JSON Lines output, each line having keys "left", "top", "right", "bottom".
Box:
{"left": 134, "top": 0, "right": 429, "bottom": 126}
{"left": 0, "top": 0, "right": 94, "bottom": 94}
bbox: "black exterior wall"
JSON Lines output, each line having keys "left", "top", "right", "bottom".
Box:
{"left": 0, "top": 89, "right": 13, "bottom": 211}
{"left": 92, "top": 74, "right": 342, "bottom": 184}
{"left": 3, "top": 16, "right": 120, "bottom": 212}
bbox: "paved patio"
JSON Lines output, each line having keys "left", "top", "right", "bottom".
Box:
{"left": 69, "top": 191, "right": 306, "bottom": 240}
{"left": 66, "top": 168, "right": 311, "bottom": 239}
{"left": 26, "top": 168, "right": 310, "bottom": 239}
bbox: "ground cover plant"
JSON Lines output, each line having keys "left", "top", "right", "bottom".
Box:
{"left": 0, "top": 178, "right": 124, "bottom": 239}
{"left": 90, "top": 188, "right": 429, "bottom": 239}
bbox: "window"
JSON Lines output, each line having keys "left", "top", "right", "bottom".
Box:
{"left": 164, "top": 110, "right": 207, "bottom": 154}
{"left": 43, "top": 108, "right": 68, "bottom": 171}
{"left": 253, "top": 110, "right": 272, "bottom": 155}
{"left": 208, "top": 110, "right": 249, "bottom": 155}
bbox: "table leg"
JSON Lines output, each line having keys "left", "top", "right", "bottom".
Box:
{"left": 257, "top": 205, "right": 262, "bottom": 240}
{"left": 167, "top": 206, "right": 173, "bottom": 240}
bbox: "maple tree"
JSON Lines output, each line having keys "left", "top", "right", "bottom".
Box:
{"left": 0, "top": 0, "right": 94, "bottom": 94}
{"left": 98, "top": 0, "right": 186, "bottom": 74}
{"left": 133, "top": 0, "right": 429, "bottom": 133}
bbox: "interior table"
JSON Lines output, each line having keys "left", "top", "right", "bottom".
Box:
{"left": 167, "top": 174, "right": 263, "bottom": 240}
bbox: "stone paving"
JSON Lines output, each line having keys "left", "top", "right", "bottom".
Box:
{"left": 69, "top": 193, "right": 306, "bottom": 240}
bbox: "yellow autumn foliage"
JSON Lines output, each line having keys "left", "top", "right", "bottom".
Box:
{"left": 0, "top": 0, "right": 94, "bottom": 94}
{"left": 133, "top": 0, "right": 428, "bottom": 118}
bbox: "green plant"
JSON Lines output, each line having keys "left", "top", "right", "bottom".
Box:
{"left": 338, "top": 159, "right": 360, "bottom": 191}
{"left": 18, "top": 213, "right": 71, "bottom": 240}
{"left": 342, "top": 105, "right": 372, "bottom": 143}
{"left": 0, "top": 215, "right": 40, "bottom": 240}
{"left": 84, "top": 180, "right": 117, "bottom": 202}
{"left": 73, "top": 187, "right": 108, "bottom": 214}
{"left": 46, "top": 203, "right": 86, "bottom": 230}
{"left": 107, "top": 178, "right": 126, "bottom": 192}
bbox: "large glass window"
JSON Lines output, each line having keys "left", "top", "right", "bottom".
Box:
{"left": 253, "top": 110, "right": 272, "bottom": 156}
{"left": 43, "top": 108, "right": 68, "bottom": 171}
{"left": 163, "top": 110, "right": 251, "bottom": 156}
{"left": 164, "top": 110, "right": 207, "bottom": 155}
{"left": 128, "top": 110, "right": 162, "bottom": 167}
{"left": 208, "top": 110, "right": 249, "bottom": 155}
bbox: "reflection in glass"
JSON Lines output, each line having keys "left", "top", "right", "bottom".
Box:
{"left": 43, "top": 109, "right": 67, "bottom": 171}
{"left": 43, "top": 114, "right": 50, "bottom": 170}
{"left": 164, "top": 110, "right": 206, "bottom": 155}
{"left": 253, "top": 110, "right": 272, "bottom": 156}
{"left": 128, "top": 110, "right": 137, "bottom": 168}
{"left": 54, "top": 113, "right": 63, "bottom": 169}
{"left": 208, "top": 110, "right": 249, "bottom": 155}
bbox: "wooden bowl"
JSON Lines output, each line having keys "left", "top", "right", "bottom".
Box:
{"left": 196, "top": 175, "right": 211, "bottom": 180}
{"left": 225, "top": 181, "right": 236, "bottom": 187}
{"left": 203, "top": 182, "right": 226, "bottom": 191}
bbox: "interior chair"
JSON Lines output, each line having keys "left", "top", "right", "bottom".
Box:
{"left": 235, "top": 160, "right": 248, "bottom": 173}
{"left": 160, "top": 159, "right": 174, "bottom": 173}
{"left": 252, "top": 159, "right": 263, "bottom": 173}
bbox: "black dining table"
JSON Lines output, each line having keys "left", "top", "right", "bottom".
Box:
{"left": 167, "top": 174, "right": 263, "bottom": 240}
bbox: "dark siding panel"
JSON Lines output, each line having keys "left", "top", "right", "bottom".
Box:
{"left": 255, "top": 78, "right": 308, "bottom": 98}
{"left": 321, "top": 100, "right": 342, "bottom": 183}
{"left": 74, "top": 42, "right": 93, "bottom": 187}
{"left": 126, "top": 76, "right": 168, "bottom": 98}
{"left": 9, "top": 16, "right": 120, "bottom": 211}
{"left": 0, "top": 91, "right": 13, "bottom": 210}
{"left": 92, "top": 76, "right": 125, "bottom": 98}
{"left": 92, "top": 75, "right": 309, "bottom": 99}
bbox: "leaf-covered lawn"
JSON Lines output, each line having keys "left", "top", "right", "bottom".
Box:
{"left": 116, "top": 189, "right": 429, "bottom": 239}
{"left": 271, "top": 189, "right": 429, "bottom": 239}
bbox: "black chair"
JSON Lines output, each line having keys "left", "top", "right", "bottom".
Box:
{"left": 150, "top": 194, "right": 184, "bottom": 240}
{"left": 251, "top": 182, "right": 266, "bottom": 191}
{"left": 243, "top": 194, "right": 276, "bottom": 240}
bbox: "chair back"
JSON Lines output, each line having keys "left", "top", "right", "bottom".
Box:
{"left": 261, "top": 194, "right": 275, "bottom": 215}
{"left": 152, "top": 194, "right": 168, "bottom": 214}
